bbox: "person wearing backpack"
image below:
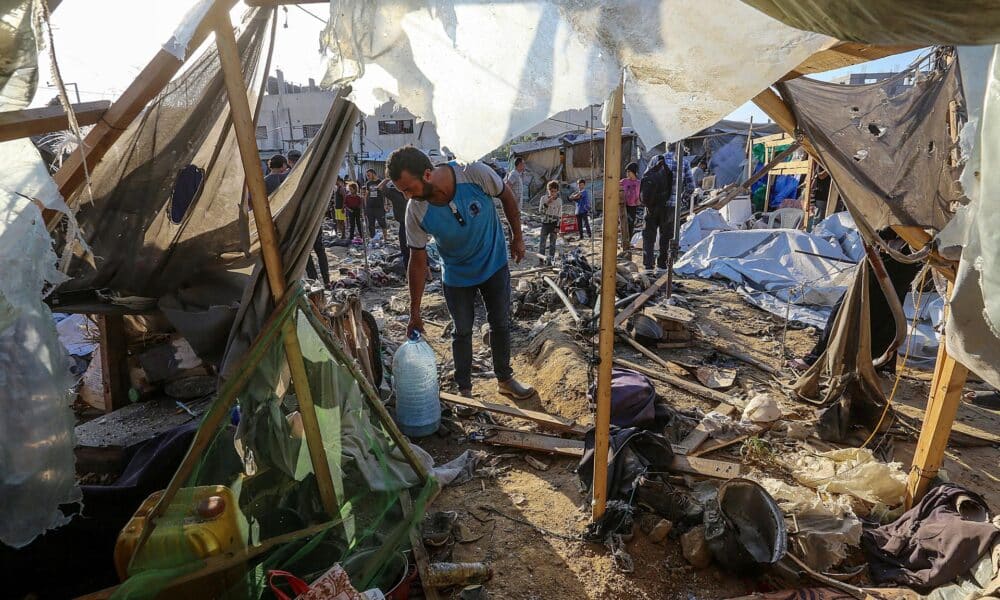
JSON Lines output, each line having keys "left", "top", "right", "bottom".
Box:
{"left": 639, "top": 154, "right": 674, "bottom": 271}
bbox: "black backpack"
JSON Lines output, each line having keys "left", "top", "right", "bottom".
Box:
{"left": 640, "top": 163, "right": 673, "bottom": 209}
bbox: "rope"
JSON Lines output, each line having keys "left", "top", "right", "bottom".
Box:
{"left": 860, "top": 267, "right": 929, "bottom": 449}
{"left": 34, "top": 0, "right": 92, "bottom": 277}
{"left": 476, "top": 506, "right": 580, "bottom": 542}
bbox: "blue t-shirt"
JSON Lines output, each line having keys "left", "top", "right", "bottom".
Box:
{"left": 405, "top": 162, "right": 508, "bottom": 287}
{"left": 575, "top": 189, "right": 591, "bottom": 215}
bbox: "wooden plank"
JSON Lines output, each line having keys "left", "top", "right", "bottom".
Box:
{"left": 785, "top": 42, "right": 919, "bottom": 81}
{"left": 647, "top": 305, "right": 695, "bottom": 325}
{"left": 400, "top": 490, "right": 442, "bottom": 600}
{"left": 615, "top": 340, "right": 737, "bottom": 407}
{"left": 48, "top": 0, "right": 237, "bottom": 219}
{"left": 441, "top": 392, "right": 587, "bottom": 436}
{"left": 905, "top": 291, "right": 969, "bottom": 507}
{"left": 542, "top": 275, "right": 581, "bottom": 324}
{"left": 592, "top": 80, "right": 624, "bottom": 522}
{"left": 688, "top": 434, "right": 749, "bottom": 458}
{"left": 487, "top": 430, "right": 584, "bottom": 457}
{"left": 671, "top": 455, "right": 741, "bottom": 480}
{"left": 801, "top": 157, "right": 814, "bottom": 230}
{"left": 893, "top": 402, "right": 1000, "bottom": 445}
{"left": 485, "top": 431, "right": 740, "bottom": 479}
{"left": 672, "top": 404, "right": 736, "bottom": 455}
{"left": 98, "top": 314, "right": 129, "bottom": 413}
{"left": 0, "top": 101, "right": 110, "bottom": 142}
{"left": 613, "top": 269, "right": 672, "bottom": 329}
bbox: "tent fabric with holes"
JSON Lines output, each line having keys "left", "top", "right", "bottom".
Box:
{"left": 777, "top": 59, "right": 966, "bottom": 232}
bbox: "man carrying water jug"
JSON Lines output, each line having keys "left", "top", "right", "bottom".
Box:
{"left": 387, "top": 146, "right": 536, "bottom": 401}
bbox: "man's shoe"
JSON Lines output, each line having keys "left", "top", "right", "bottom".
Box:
{"left": 497, "top": 377, "right": 535, "bottom": 400}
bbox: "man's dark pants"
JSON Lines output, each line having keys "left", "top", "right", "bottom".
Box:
{"left": 642, "top": 206, "right": 674, "bottom": 269}
{"left": 442, "top": 265, "right": 513, "bottom": 390}
{"left": 398, "top": 220, "right": 410, "bottom": 268}
{"left": 305, "top": 232, "right": 331, "bottom": 285}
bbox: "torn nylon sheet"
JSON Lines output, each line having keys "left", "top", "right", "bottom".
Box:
{"left": 323, "top": 0, "right": 833, "bottom": 159}
{"left": 674, "top": 220, "right": 858, "bottom": 326}
{"left": 939, "top": 46, "right": 1000, "bottom": 390}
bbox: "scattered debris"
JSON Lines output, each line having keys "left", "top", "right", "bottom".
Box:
{"left": 524, "top": 455, "right": 550, "bottom": 471}
{"left": 681, "top": 525, "right": 713, "bottom": 568}
{"left": 648, "top": 519, "right": 674, "bottom": 543}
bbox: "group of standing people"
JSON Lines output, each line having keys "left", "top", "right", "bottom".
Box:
{"left": 330, "top": 168, "right": 411, "bottom": 268}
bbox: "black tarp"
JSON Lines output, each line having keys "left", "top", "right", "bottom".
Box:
{"left": 778, "top": 59, "right": 965, "bottom": 233}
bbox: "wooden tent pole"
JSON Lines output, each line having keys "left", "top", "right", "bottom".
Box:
{"left": 905, "top": 283, "right": 968, "bottom": 507}
{"left": 213, "top": 8, "right": 340, "bottom": 519}
{"left": 592, "top": 78, "right": 624, "bottom": 522}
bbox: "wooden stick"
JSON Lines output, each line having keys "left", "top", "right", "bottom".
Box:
{"left": 613, "top": 269, "right": 672, "bottom": 329}
{"left": 510, "top": 265, "right": 557, "bottom": 278}
{"left": 214, "top": 8, "right": 339, "bottom": 519}
{"left": 613, "top": 355, "right": 736, "bottom": 408}
{"left": 542, "top": 276, "right": 582, "bottom": 324}
{"left": 688, "top": 434, "right": 749, "bottom": 458}
{"left": 592, "top": 79, "right": 624, "bottom": 522}
{"left": 0, "top": 100, "right": 110, "bottom": 142}
{"left": 697, "top": 335, "right": 779, "bottom": 375}
{"left": 905, "top": 284, "right": 968, "bottom": 508}
{"left": 441, "top": 391, "right": 587, "bottom": 436}
{"left": 400, "top": 490, "right": 442, "bottom": 600}
{"left": 672, "top": 404, "right": 736, "bottom": 455}
{"left": 485, "top": 430, "right": 740, "bottom": 479}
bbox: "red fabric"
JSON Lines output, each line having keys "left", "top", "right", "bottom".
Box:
{"left": 268, "top": 570, "right": 312, "bottom": 600}
{"left": 344, "top": 194, "right": 363, "bottom": 210}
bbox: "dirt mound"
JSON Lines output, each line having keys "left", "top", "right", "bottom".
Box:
{"left": 519, "top": 318, "right": 593, "bottom": 423}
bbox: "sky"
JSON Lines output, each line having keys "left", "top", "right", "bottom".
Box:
{"left": 34, "top": 1, "right": 925, "bottom": 127}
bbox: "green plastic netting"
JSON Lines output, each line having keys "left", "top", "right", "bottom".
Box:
{"left": 113, "top": 288, "right": 434, "bottom": 599}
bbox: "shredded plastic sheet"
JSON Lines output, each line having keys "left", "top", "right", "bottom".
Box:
{"left": 784, "top": 447, "right": 907, "bottom": 506}
{"left": 938, "top": 45, "right": 1000, "bottom": 390}
{"left": 161, "top": 0, "right": 215, "bottom": 60}
{"left": 677, "top": 209, "right": 731, "bottom": 252}
{"left": 674, "top": 217, "right": 858, "bottom": 327}
{"left": 322, "top": 0, "right": 833, "bottom": 160}
{"left": 0, "top": 3, "right": 81, "bottom": 546}
{"left": 754, "top": 476, "right": 862, "bottom": 571}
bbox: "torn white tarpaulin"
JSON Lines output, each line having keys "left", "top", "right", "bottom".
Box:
{"left": 937, "top": 45, "right": 1000, "bottom": 390}
{"left": 322, "top": 0, "right": 833, "bottom": 160}
{"left": 161, "top": 0, "right": 214, "bottom": 61}
{"left": 674, "top": 221, "right": 857, "bottom": 327}
{"left": 0, "top": 3, "right": 81, "bottom": 547}
{"left": 678, "top": 208, "right": 732, "bottom": 252}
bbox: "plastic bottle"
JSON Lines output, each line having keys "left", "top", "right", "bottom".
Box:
{"left": 392, "top": 331, "right": 441, "bottom": 437}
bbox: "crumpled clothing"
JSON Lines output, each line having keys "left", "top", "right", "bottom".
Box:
{"left": 862, "top": 484, "right": 1000, "bottom": 591}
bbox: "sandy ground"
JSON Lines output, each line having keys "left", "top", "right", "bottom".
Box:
{"left": 324, "top": 217, "right": 1000, "bottom": 600}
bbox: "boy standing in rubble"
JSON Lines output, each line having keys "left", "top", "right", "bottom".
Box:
{"left": 387, "top": 145, "right": 536, "bottom": 401}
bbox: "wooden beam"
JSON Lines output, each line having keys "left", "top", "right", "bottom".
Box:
{"left": 613, "top": 345, "right": 738, "bottom": 407}
{"left": 48, "top": 0, "right": 238, "bottom": 221}
{"left": 485, "top": 430, "right": 741, "bottom": 479}
{"left": 905, "top": 285, "right": 969, "bottom": 508}
{"left": 783, "top": 42, "right": 919, "bottom": 81}
{"left": 613, "top": 269, "right": 671, "bottom": 329}
{"left": 441, "top": 392, "right": 587, "bottom": 436}
{"left": 0, "top": 101, "right": 110, "bottom": 142}
{"left": 592, "top": 79, "right": 624, "bottom": 522}
{"left": 672, "top": 404, "right": 736, "bottom": 455}
{"left": 213, "top": 7, "right": 341, "bottom": 520}
{"left": 400, "top": 490, "right": 442, "bottom": 600}
{"left": 98, "top": 314, "right": 129, "bottom": 413}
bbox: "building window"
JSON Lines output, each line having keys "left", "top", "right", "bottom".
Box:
{"left": 378, "top": 119, "right": 414, "bottom": 135}
{"left": 302, "top": 124, "right": 322, "bottom": 138}
{"left": 256, "top": 125, "right": 267, "bottom": 139}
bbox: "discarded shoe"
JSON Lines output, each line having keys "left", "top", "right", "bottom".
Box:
{"left": 497, "top": 377, "right": 535, "bottom": 400}
{"left": 634, "top": 475, "right": 703, "bottom": 525}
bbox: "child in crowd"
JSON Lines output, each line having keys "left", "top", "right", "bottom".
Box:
{"left": 344, "top": 181, "right": 364, "bottom": 242}
{"left": 620, "top": 162, "right": 640, "bottom": 243}
{"left": 569, "top": 178, "right": 592, "bottom": 240}
{"left": 539, "top": 180, "right": 563, "bottom": 264}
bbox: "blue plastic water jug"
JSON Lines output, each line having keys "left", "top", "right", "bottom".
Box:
{"left": 392, "top": 331, "right": 441, "bottom": 438}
